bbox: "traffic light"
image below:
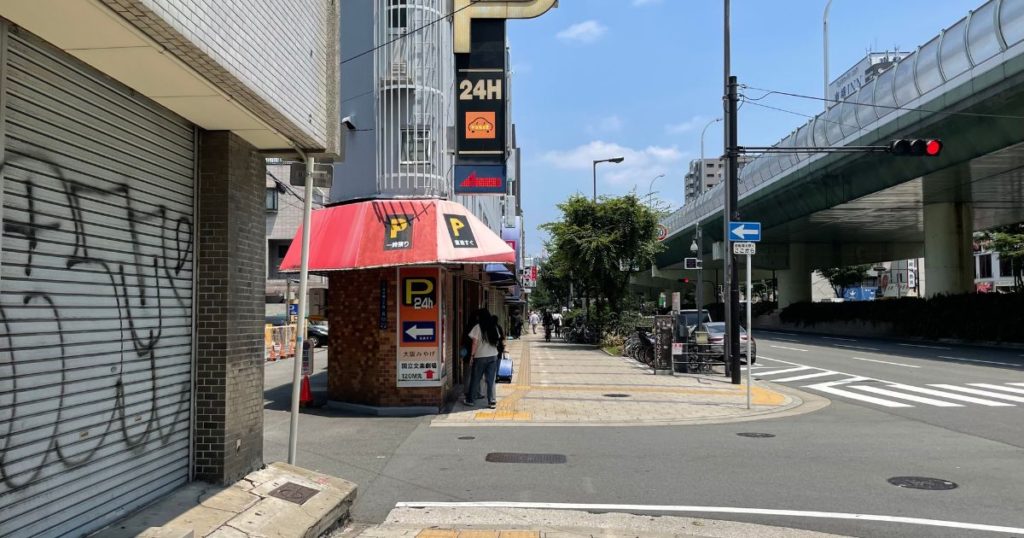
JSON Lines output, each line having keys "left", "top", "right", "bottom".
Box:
{"left": 678, "top": 278, "right": 691, "bottom": 284}
{"left": 684, "top": 257, "right": 701, "bottom": 269}
{"left": 889, "top": 138, "right": 942, "bottom": 157}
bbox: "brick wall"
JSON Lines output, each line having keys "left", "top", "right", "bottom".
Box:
{"left": 327, "top": 269, "right": 449, "bottom": 408}
{"left": 194, "top": 130, "right": 266, "bottom": 483}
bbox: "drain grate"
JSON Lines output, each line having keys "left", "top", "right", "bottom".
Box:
{"left": 267, "top": 482, "right": 319, "bottom": 505}
{"left": 887, "top": 476, "right": 958, "bottom": 490}
{"left": 485, "top": 452, "right": 567, "bottom": 464}
{"left": 603, "top": 393, "right": 631, "bottom": 398}
{"left": 736, "top": 432, "right": 776, "bottom": 438}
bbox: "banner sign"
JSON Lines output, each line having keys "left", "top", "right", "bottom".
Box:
{"left": 456, "top": 19, "right": 506, "bottom": 164}
{"left": 444, "top": 214, "right": 478, "bottom": 248}
{"left": 397, "top": 267, "right": 443, "bottom": 387}
{"left": 454, "top": 164, "right": 507, "bottom": 195}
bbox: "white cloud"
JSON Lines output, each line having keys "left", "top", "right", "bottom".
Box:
{"left": 556, "top": 20, "right": 607, "bottom": 44}
{"left": 541, "top": 140, "right": 686, "bottom": 190}
{"left": 586, "top": 115, "right": 624, "bottom": 134}
{"left": 665, "top": 116, "right": 710, "bottom": 135}
{"left": 632, "top": 0, "right": 662, "bottom": 5}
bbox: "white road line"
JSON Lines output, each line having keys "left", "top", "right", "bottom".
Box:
{"left": 754, "top": 356, "right": 804, "bottom": 366}
{"left": 765, "top": 332, "right": 800, "bottom": 336}
{"left": 850, "top": 356, "right": 920, "bottom": 368}
{"left": 773, "top": 338, "right": 802, "bottom": 343}
{"left": 898, "top": 343, "right": 951, "bottom": 350}
{"left": 1010, "top": 382, "right": 1024, "bottom": 387}
{"left": 771, "top": 371, "right": 839, "bottom": 382}
{"left": 754, "top": 366, "right": 812, "bottom": 377}
{"left": 834, "top": 344, "right": 880, "bottom": 351}
{"left": 938, "top": 356, "right": 1022, "bottom": 367}
{"left": 822, "top": 336, "right": 858, "bottom": 342}
{"left": 929, "top": 384, "right": 1024, "bottom": 403}
{"left": 394, "top": 501, "right": 1024, "bottom": 535}
{"left": 852, "top": 385, "right": 963, "bottom": 407}
{"left": 884, "top": 384, "right": 1015, "bottom": 407}
{"left": 968, "top": 383, "right": 1024, "bottom": 396}
{"left": 804, "top": 378, "right": 913, "bottom": 408}
{"left": 769, "top": 345, "right": 808, "bottom": 352}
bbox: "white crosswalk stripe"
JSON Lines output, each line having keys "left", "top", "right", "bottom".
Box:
{"left": 771, "top": 371, "right": 839, "bottom": 382}
{"left": 968, "top": 383, "right": 1024, "bottom": 396}
{"left": 930, "top": 384, "right": 1024, "bottom": 403}
{"left": 852, "top": 385, "right": 963, "bottom": 407}
{"left": 882, "top": 384, "right": 1015, "bottom": 407}
{"left": 755, "top": 366, "right": 811, "bottom": 377}
{"left": 805, "top": 378, "right": 913, "bottom": 408}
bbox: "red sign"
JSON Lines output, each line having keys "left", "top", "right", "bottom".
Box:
{"left": 531, "top": 266, "right": 538, "bottom": 280}
{"left": 656, "top": 224, "right": 668, "bottom": 242}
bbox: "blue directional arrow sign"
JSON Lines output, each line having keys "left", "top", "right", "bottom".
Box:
{"left": 728, "top": 221, "right": 761, "bottom": 242}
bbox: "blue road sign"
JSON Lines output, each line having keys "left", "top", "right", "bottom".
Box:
{"left": 728, "top": 221, "right": 761, "bottom": 242}
{"left": 288, "top": 303, "right": 299, "bottom": 316}
{"left": 402, "top": 321, "right": 437, "bottom": 343}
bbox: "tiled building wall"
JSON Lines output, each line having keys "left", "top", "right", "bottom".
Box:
{"left": 100, "top": 0, "right": 340, "bottom": 152}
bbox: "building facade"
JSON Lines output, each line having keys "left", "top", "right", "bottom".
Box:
{"left": 974, "top": 249, "right": 1017, "bottom": 292}
{"left": 683, "top": 156, "right": 754, "bottom": 204}
{"left": 0, "top": 2, "right": 340, "bottom": 536}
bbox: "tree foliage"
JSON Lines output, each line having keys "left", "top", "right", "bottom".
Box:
{"left": 539, "top": 193, "right": 663, "bottom": 317}
{"left": 980, "top": 223, "right": 1024, "bottom": 291}
{"left": 817, "top": 265, "right": 872, "bottom": 298}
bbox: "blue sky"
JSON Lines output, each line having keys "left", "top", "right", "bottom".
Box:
{"left": 506, "top": 0, "right": 981, "bottom": 255}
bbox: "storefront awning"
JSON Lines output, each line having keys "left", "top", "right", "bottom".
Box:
{"left": 279, "top": 199, "right": 515, "bottom": 272}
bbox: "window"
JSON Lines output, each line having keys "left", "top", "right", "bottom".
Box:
{"left": 999, "top": 255, "right": 1012, "bottom": 278}
{"left": 388, "top": 0, "right": 407, "bottom": 29}
{"left": 278, "top": 245, "right": 289, "bottom": 258}
{"left": 978, "top": 254, "right": 993, "bottom": 279}
{"left": 401, "top": 129, "right": 431, "bottom": 163}
{"left": 266, "top": 188, "right": 278, "bottom": 212}
{"left": 706, "top": 173, "right": 715, "bottom": 179}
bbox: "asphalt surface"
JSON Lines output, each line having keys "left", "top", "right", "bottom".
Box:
{"left": 263, "top": 336, "right": 1024, "bottom": 538}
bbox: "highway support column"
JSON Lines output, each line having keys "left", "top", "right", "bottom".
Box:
{"left": 777, "top": 243, "right": 811, "bottom": 308}
{"left": 923, "top": 202, "right": 975, "bottom": 296}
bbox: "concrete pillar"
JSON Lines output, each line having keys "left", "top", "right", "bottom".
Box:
{"left": 194, "top": 131, "right": 267, "bottom": 484}
{"left": 777, "top": 243, "right": 811, "bottom": 308}
{"left": 923, "top": 202, "right": 974, "bottom": 297}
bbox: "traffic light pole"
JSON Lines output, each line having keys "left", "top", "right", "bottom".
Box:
{"left": 726, "top": 76, "right": 741, "bottom": 385}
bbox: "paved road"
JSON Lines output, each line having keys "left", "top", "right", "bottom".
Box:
{"left": 264, "top": 337, "right": 1024, "bottom": 537}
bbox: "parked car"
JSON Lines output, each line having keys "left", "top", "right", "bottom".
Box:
{"left": 701, "top": 322, "right": 756, "bottom": 364}
{"left": 676, "top": 309, "right": 713, "bottom": 338}
{"left": 307, "top": 321, "right": 328, "bottom": 348}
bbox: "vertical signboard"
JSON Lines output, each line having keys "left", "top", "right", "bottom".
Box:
{"left": 456, "top": 19, "right": 506, "bottom": 165}
{"left": 397, "top": 267, "right": 443, "bottom": 387}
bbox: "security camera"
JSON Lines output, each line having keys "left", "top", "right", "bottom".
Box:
{"left": 341, "top": 116, "right": 356, "bottom": 130}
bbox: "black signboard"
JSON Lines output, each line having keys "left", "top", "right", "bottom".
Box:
{"left": 384, "top": 214, "right": 413, "bottom": 250}
{"left": 456, "top": 19, "right": 506, "bottom": 164}
{"left": 653, "top": 315, "right": 673, "bottom": 371}
{"left": 443, "top": 214, "right": 478, "bottom": 248}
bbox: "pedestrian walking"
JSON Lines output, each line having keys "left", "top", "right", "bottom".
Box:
{"left": 465, "top": 308, "right": 502, "bottom": 409}
{"left": 460, "top": 310, "right": 482, "bottom": 402}
{"left": 529, "top": 311, "right": 540, "bottom": 334}
{"left": 542, "top": 309, "right": 553, "bottom": 342}
{"left": 552, "top": 311, "right": 563, "bottom": 338}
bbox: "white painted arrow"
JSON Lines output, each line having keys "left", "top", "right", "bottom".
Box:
{"left": 405, "top": 325, "right": 435, "bottom": 339}
{"left": 731, "top": 224, "right": 757, "bottom": 239}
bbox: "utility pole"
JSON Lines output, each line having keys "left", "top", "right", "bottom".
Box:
{"left": 722, "top": 0, "right": 740, "bottom": 384}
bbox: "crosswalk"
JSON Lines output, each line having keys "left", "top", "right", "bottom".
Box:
{"left": 748, "top": 360, "right": 1024, "bottom": 409}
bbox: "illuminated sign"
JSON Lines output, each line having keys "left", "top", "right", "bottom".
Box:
{"left": 454, "top": 164, "right": 506, "bottom": 195}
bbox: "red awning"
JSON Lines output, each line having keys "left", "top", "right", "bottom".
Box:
{"left": 279, "top": 198, "right": 515, "bottom": 272}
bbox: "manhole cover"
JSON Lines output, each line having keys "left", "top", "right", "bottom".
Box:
{"left": 736, "top": 432, "right": 775, "bottom": 438}
{"left": 603, "top": 393, "right": 631, "bottom": 398}
{"left": 485, "top": 452, "right": 567, "bottom": 464}
{"left": 457, "top": 436, "right": 475, "bottom": 440}
{"left": 267, "top": 482, "right": 319, "bottom": 505}
{"left": 887, "top": 476, "right": 958, "bottom": 490}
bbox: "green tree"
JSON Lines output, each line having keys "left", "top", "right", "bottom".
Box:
{"left": 541, "top": 193, "right": 663, "bottom": 320}
{"left": 981, "top": 223, "right": 1024, "bottom": 291}
{"left": 817, "top": 265, "right": 872, "bottom": 298}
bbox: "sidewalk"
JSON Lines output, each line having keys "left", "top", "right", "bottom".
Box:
{"left": 93, "top": 462, "right": 356, "bottom": 538}
{"left": 432, "top": 334, "right": 824, "bottom": 427}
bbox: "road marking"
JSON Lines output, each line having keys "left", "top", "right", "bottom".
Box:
{"left": 823, "top": 336, "right": 858, "bottom": 342}
{"left": 765, "top": 332, "right": 800, "bottom": 336}
{"left": 929, "top": 384, "right": 1024, "bottom": 403}
{"left": 898, "top": 343, "right": 951, "bottom": 350}
{"left": 755, "top": 366, "right": 812, "bottom": 377}
{"left": 804, "top": 378, "right": 913, "bottom": 408}
{"left": 771, "top": 371, "right": 839, "bottom": 382}
{"left": 755, "top": 356, "right": 804, "bottom": 366}
{"left": 938, "top": 356, "right": 1022, "bottom": 367}
{"left": 850, "top": 356, "right": 920, "bottom": 368}
{"left": 769, "top": 345, "right": 808, "bottom": 352}
{"left": 852, "top": 385, "right": 963, "bottom": 407}
{"left": 394, "top": 502, "right": 1024, "bottom": 535}
{"left": 968, "top": 383, "right": 1024, "bottom": 396}
{"left": 884, "top": 384, "right": 1015, "bottom": 407}
{"left": 1010, "top": 382, "right": 1024, "bottom": 387}
{"left": 773, "top": 337, "right": 802, "bottom": 343}
{"left": 834, "top": 344, "right": 880, "bottom": 351}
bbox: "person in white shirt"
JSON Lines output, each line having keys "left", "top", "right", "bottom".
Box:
{"left": 466, "top": 308, "right": 502, "bottom": 408}
{"left": 552, "top": 311, "right": 563, "bottom": 338}
{"left": 529, "top": 311, "right": 540, "bottom": 334}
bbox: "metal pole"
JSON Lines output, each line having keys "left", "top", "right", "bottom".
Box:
{"left": 726, "top": 76, "right": 740, "bottom": 385}
{"left": 696, "top": 225, "right": 703, "bottom": 322}
{"left": 746, "top": 253, "right": 752, "bottom": 409}
{"left": 824, "top": 0, "right": 833, "bottom": 110}
{"left": 592, "top": 161, "right": 597, "bottom": 202}
{"left": 288, "top": 155, "right": 315, "bottom": 465}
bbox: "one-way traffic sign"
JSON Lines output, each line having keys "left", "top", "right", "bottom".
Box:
{"left": 728, "top": 221, "right": 761, "bottom": 242}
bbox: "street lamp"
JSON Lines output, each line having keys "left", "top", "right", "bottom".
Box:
{"left": 824, "top": 0, "right": 834, "bottom": 110}
{"left": 592, "top": 157, "right": 625, "bottom": 202}
{"left": 646, "top": 173, "right": 665, "bottom": 207}
{"left": 699, "top": 118, "right": 722, "bottom": 197}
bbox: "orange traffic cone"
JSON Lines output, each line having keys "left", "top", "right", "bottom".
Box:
{"left": 299, "top": 374, "right": 313, "bottom": 407}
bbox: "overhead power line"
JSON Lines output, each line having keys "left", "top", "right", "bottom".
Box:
{"left": 341, "top": 0, "right": 480, "bottom": 66}
{"left": 742, "top": 85, "right": 1024, "bottom": 121}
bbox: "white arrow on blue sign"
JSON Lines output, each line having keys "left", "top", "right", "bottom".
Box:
{"left": 728, "top": 221, "right": 761, "bottom": 242}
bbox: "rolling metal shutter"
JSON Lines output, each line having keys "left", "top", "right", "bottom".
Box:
{"left": 0, "top": 24, "right": 196, "bottom": 537}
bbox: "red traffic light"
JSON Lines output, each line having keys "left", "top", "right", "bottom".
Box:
{"left": 679, "top": 278, "right": 690, "bottom": 284}
{"left": 889, "top": 138, "right": 942, "bottom": 157}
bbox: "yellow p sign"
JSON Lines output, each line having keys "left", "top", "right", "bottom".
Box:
{"left": 389, "top": 216, "right": 409, "bottom": 239}
{"left": 448, "top": 217, "right": 465, "bottom": 237}
{"left": 403, "top": 277, "right": 436, "bottom": 307}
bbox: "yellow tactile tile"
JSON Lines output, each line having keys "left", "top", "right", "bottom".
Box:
{"left": 416, "top": 530, "right": 458, "bottom": 538}
{"left": 454, "top": 531, "right": 500, "bottom": 538}
{"left": 498, "top": 531, "right": 541, "bottom": 538}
